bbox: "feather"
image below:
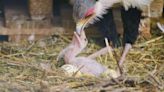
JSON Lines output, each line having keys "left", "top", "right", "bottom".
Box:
{"left": 89, "top": 0, "right": 120, "bottom": 24}
{"left": 73, "top": 0, "right": 96, "bottom": 22}
{"left": 122, "top": 0, "right": 153, "bottom": 10}
{"left": 89, "top": 0, "right": 153, "bottom": 24}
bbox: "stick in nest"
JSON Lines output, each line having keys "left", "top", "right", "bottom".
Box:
{"left": 104, "top": 38, "right": 123, "bottom": 75}
{"left": 104, "top": 38, "right": 114, "bottom": 61}
{"left": 104, "top": 38, "right": 124, "bottom": 87}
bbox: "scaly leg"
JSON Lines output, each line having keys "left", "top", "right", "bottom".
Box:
{"left": 116, "top": 43, "right": 132, "bottom": 75}
{"left": 119, "top": 43, "right": 132, "bottom": 67}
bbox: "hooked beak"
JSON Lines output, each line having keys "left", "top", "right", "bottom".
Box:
{"left": 76, "top": 14, "right": 95, "bottom": 35}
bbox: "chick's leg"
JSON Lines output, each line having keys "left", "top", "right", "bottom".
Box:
{"left": 88, "top": 42, "right": 113, "bottom": 59}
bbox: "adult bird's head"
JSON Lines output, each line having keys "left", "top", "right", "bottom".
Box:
{"left": 73, "top": 0, "right": 96, "bottom": 34}
{"left": 76, "top": 8, "right": 95, "bottom": 34}
{"left": 73, "top": 0, "right": 121, "bottom": 34}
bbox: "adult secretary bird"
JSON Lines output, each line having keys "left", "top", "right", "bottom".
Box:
{"left": 73, "top": 0, "right": 153, "bottom": 69}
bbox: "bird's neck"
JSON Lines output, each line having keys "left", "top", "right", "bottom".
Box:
{"left": 64, "top": 45, "right": 82, "bottom": 64}
{"left": 94, "top": 0, "right": 121, "bottom": 18}
{"left": 88, "top": 0, "right": 121, "bottom": 24}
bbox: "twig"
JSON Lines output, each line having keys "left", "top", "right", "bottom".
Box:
{"left": 21, "top": 53, "right": 28, "bottom": 62}
{"left": 0, "top": 53, "right": 25, "bottom": 61}
{"left": 2, "top": 60, "right": 55, "bottom": 75}
{"left": 134, "top": 36, "right": 163, "bottom": 47}
{"left": 26, "top": 41, "right": 36, "bottom": 51}
{"left": 105, "top": 38, "right": 115, "bottom": 61}
{"left": 113, "top": 50, "right": 123, "bottom": 75}
{"left": 72, "top": 65, "right": 84, "bottom": 77}
{"left": 148, "top": 73, "right": 163, "bottom": 90}
{"left": 58, "top": 34, "right": 71, "bottom": 43}
{"left": 70, "top": 82, "right": 95, "bottom": 89}
{"left": 102, "top": 76, "right": 124, "bottom": 88}
{"left": 0, "top": 52, "right": 24, "bottom": 58}
{"left": 105, "top": 38, "right": 123, "bottom": 74}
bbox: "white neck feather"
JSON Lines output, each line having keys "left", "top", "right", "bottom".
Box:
{"left": 88, "top": 0, "right": 152, "bottom": 24}
{"left": 89, "top": 0, "right": 121, "bottom": 24}
{"left": 95, "top": 0, "right": 120, "bottom": 17}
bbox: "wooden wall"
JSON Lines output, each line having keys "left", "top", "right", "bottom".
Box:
{"left": 29, "top": 0, "right": 53, "bottom": 20}
{"left": 142, "top": 0, "right": 163, "bottom": 18}
{"left": 0, "top": 0, "right": 163, "bottom": 42}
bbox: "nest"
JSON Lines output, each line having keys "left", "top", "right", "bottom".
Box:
{"left": 0, "top": 16, "right": 164, "bottom": 91}
{"left": 0, "top": 31, "right": 163, "bottom": 91}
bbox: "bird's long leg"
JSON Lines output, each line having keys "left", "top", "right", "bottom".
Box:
{"left": 115, "top": 43, "right": 132, "bottom": 75}
{"left": 119, "top": 43, "right": 132, "bottom": 67}
{"left": 119, "top": 7, "right": 141, "bottom": 71}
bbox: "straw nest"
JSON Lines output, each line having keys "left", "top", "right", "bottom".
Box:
{"left": 0, "top": 25, "right": 163, "bottom": 92}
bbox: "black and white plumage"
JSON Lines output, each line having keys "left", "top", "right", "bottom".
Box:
{"left": 73, "top": 0, "right": 153, "bottom": 31}
{"left": 73, "top": 0, "right": 153, "bottom": 71}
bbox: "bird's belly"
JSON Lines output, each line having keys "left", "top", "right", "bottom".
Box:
{"left": 72, "top": 57, "right": 107, "bottom": 76}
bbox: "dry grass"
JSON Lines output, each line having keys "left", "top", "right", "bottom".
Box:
{"left": 0, "top": 26, "right": 163, "bottom": 91}
{"left": 0, "top": 33, "right": 163, "bottom": 92}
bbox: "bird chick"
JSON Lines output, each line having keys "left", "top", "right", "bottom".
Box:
{"left": 58, "top": 31, "right": 107, "bottom": 77}
{"left": 58, "top": 31, "right": 120, "bottom": 78}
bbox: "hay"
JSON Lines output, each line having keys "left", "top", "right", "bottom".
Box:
{"left": 0, "top": 33, "right": 163, "bottom": 92}
{"left": 0, "top": 30, "right": 163, "bottom": 91}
